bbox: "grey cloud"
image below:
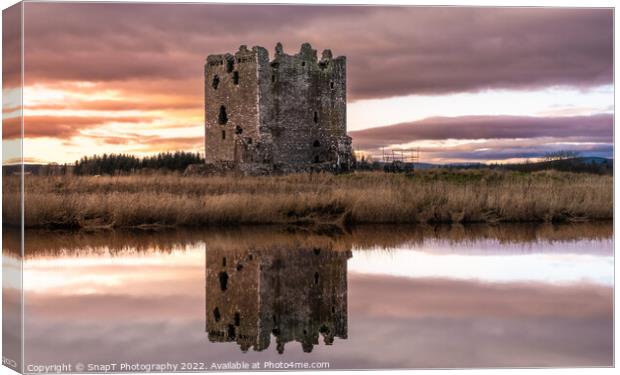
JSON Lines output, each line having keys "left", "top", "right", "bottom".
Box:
{"left": 22, "top": 3, "right": 613, "bottom": 99}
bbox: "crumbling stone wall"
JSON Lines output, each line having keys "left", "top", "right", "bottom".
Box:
{"left": 204, "top": 43, "right": 352, "bottom": 174}
{"left": 204, "top": 46, "right": 267, "bottom": 164}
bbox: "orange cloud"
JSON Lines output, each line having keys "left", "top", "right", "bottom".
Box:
{"left": 28, "top": 99, "right": 200, "bottom": 112}
{"left": 2, "top": 115, "right": 150, "bottom": 140}
{"left": 132, "top": 136, "right": 203, "bottom": 153}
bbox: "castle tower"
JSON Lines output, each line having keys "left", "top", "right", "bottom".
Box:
{"left": 204, "top": 43, "right": 352, "bottom": 174}
{"left": 204, "top": 45, "right": 268, "bottom": 165}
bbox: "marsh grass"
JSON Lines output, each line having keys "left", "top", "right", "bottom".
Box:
{"left": 3, "top": 169, "right": 612, "bottom": 229}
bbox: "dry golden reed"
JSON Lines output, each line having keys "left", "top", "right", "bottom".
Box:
{"left": 2, "top": 169, "right": 612, "bottom": 229}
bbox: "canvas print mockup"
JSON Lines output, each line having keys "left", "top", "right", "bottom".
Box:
{"left": 1, "top": 1, "right": 614, "bottom": 373}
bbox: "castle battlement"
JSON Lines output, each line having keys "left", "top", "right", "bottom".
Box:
{"left": 205, "top": 43, "right": 345, "bottom": 71}
{"left": 204, "top": 43, "right": 353, "bottom": 174}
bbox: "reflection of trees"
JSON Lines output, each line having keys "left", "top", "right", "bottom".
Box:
{"left": 205, "top": 244, "right": 351, "bottom": 353}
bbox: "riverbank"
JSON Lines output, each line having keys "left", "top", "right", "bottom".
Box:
{"left": 3, "top": 170, "right": 613, "bottom": 229}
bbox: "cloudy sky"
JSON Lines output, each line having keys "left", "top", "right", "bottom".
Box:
{"left": 2, "top": 3, "right": 614, "bottom": 164}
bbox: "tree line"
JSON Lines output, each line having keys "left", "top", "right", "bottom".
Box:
{"left": 74, "top": 152, "right": 204, "bottom": 175}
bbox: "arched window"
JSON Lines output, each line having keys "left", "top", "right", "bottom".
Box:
{"left": 313, "top": 111, "right": 318, "bottom": 124}
{"left": 233, "top": 71, "right": 239, "bottom": 85}
{"left": 218, "top": 272, "right": 228, "bottom": 291}
{"left": 226, "top": 57, "right": 234, "bottom": 73}
{"left": 218, "top": 106, "right": 228, "bottom": 125}
{"left": 313, "top": 140, "right": 320, "bottom": 147}
{"left": 212, "top": 75, "right": 220, "bottom": 89}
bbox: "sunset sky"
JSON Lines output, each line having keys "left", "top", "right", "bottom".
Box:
{"left": 2, "top": 3, "right": 614, "bottom": 164}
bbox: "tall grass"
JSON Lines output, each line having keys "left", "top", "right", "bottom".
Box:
{"left": 3, "top": 169, "right": 612, "bottom": 229}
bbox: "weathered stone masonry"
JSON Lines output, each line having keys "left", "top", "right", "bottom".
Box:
{"left": 204, "top": 43, "right": 353, "bottom": 174}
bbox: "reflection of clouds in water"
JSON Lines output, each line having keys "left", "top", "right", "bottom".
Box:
{"left": 341, "top": 315, "right": 613, "bottom": 368}
{"left": 23, "top": 248, "right": 202, "bottom": 294}
{"left": 350, "top": 247, "right": 613, "bottom": 286}
{"left": 348, "top": 274, "right": 612, "bottom": 320}
{"left": 18, "top": 224, "right": 614, "bottom": 369}
{"left": 344, "top": 274, "right": 612, "bottom": 367}
{"left": 23, "top": 274, "right": 613, "bottom": 368}
{"left": 3, "top": 254, "right": 22, "bottom": 289}
{"left": 23, "top": 317, "right": 613, "bottom": 368}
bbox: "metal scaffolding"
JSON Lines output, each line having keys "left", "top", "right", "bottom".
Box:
{"left": 381, "top": 147, "right": 420, "bottom": 164}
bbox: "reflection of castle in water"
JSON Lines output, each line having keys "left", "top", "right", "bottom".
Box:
{"left": 205, "top": 242, "right": 351, "bottom": 353}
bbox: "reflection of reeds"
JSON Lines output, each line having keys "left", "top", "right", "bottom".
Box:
{"left": 3, "top": 170, "right": 612, "bottom": 229}
{"left": 347, "top": 222, "right": 614, "bottom": 250}
{"left": 8, "top": 221, "right": 612, "bottom": 258}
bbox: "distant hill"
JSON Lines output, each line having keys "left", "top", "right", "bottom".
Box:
{"left": 410, "top": 162, "right": 437, "bottom": 170}
{"left": 497, "top": 157, "right": 613, "bottom": 174}
{"left": 431, "top": 157, "right": 613, "bottom": 174}
{"left": 357, "top": 157, "right": 612, "bottom": 175}
{"left": 578, "top": 157, "right": 612, "bottom": 164}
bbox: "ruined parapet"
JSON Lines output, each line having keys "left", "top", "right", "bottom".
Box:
{"left": 204, "top": 43, "right": 353, "bottom": 174}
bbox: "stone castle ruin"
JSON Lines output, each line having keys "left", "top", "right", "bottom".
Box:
{"left": 204, "top": 43, "right": 353, "bottom": 174}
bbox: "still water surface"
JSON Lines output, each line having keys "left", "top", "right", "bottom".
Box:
{"left": 8, "top": 223, "right": 614, "bottom": 370}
